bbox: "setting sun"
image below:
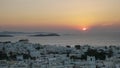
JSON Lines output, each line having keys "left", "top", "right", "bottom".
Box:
{"left": 82, "top": 28, "right": 87, "bottom": 31}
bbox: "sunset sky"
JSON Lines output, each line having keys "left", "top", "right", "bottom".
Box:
{"left": 0, "top": 0, "right": 120, "bottom": 33}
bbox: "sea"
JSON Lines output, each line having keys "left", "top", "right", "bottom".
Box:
{"left": 0, "top": 33, "right": 120, "bottom": 47}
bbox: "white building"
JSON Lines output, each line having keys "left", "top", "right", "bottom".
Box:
{"left": 87, "top": 56, "right": 96, "bottom": 68}
{"left": 0, "top": 60, "right": 8, "bottom": 68}
{"left": 10, "top": 61, "right": 28, "bottom": 68}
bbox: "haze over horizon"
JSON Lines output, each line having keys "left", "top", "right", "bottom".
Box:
{"left": 0, "top": 0, "right": 120, "bottom": 33}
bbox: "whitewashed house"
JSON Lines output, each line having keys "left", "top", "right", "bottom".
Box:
{"left": 30, "top": 50, "right": 41, "bottom": 58}
{"left": 10, "top": 61, "right": 28, "bottom": 68}
{"left": 0, "top": 60, "right": 8, "bottom": 68}
{"left": 87, "top": 56, "right": 96, "bottom": 68}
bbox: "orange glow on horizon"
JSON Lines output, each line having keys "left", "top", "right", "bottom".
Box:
{"left": 0, "top": 0, "right": 120, "bottom": 31}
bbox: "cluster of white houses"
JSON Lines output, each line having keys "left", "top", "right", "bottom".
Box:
{"left": 0, "top": 39, "right": 120, "bottom": 68}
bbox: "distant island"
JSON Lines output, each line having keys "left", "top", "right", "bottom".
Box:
{"left": 0, "top": 35, "right": 13, "bottom": 37}
{"left": 30, "top": 33, "right": 60, "bottom": 37}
